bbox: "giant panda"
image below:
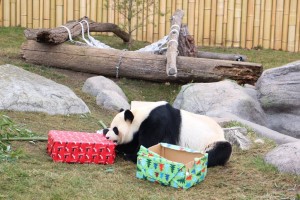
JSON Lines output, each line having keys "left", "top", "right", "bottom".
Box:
{"left": 103, "top": 101, "right": 232, "bottom": 167}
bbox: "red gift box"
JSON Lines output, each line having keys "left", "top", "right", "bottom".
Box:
{"left": 47, "top": 130, "right": 116, "bottom": 164}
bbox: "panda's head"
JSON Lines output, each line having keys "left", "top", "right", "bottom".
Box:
{"left": 103, "top": 109, "right": 135, "bottom": 144}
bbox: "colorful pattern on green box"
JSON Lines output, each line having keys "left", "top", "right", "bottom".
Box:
{"left": 136, "top": 143, "right": 208, "bottom": 189}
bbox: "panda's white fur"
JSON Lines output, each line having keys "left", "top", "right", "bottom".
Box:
{"left": 178, "top": 109, "right": 225, "bottom": 151}
{"left": 104, "top": 101, "right": 232, "bottom": 167}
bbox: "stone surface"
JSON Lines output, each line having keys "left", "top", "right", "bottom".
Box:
{"left": 82, "top": 76, "right": 127, "bottom": 100}
{"left": 173, "top": 80, "right": 267, "bottom": 126}
{"left": 256, "top": 61, "right": 300, "bottom": 138}
{"left": 223, "top": 127, "right": 252, "bottom": 150}
{"left": 265, "top": 141, "right": 300, "bottom": 175}
{"left": 214, "top": 114, "right": 299, "bottom": 145}
{"left": 0, "top": 64, "right": 90, "bottom": 115}
{"left": 96, "top": 90, "right": 130, "bottom": 111}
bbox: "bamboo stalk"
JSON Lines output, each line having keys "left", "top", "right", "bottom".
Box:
{"left": 203, "top": 0, "right": 211, "bottom": 46}
{"left": 210, "top": 0, "right": 216, "bottom": 45}
{"left": 270, "top": 0, "right": 276, "bottom": 49}
{"left": 43, "top": 0, "right": 50, "bottom": 28}
{"left": 215, "top": 0, "right": 224, "bottom": 46}
{"left": 17, "top": 0, "right": 21, "bottom": 26}
{"left": 197, "top": 0, "right": 204, "bottom": 46}
{"left": 258, "top": 0, "right": 265, "bottom": 46}
{"left": 226, "top": 0, "right": 234, "bottom": 47}
{"left": 146, "top": 2, "right": 154, "bottom": 42}
{"left": 0, "top": 0, "right": 2, "bottom": 26}
{"left": 3, "top": 0, "right": 10, "bottom": 27}
{"left": 56, "top": 0, "right": 63, "bottom": 27}
{"left": 240, "top": 0, "right": 248, "bottom": 48}
{"left": 274, "top": 0, "right": 284, "bottom": 50}
{"left": 281, "top": 1, "right": 290, "bottom": 51}
{"left": 233, "top": 0, "right": 242, "bottom": 47}
{"left": 182, "top": 0, "right": 187, "bottom": 24}
{"left": 142, "top": 1, "right": 147, "bottom": 41}
{"left": 193, "top": 0, "right": 199, "bottom": 43}
{"left": 86, "top": 0, "right": 91, "bottom": 20}
{"left": 80, "top": 0, "right": 86, "bottom": 19}
{"left": 67, "top": 0, "right": 74, "bottom": 22}
{"left": 32, "top": 0, "right": 39, "bottom": 28}
{"left": 74, "top": 0, "right": 80, "bottom": 20}
{"left": 262, "top": 0, "right": 272, "bottom": 49}
{"left": 222, "top": 0, "right": 228, "bottom": 46}
{"left": 130, "top": 2, "right": 137, "bottom": 40}
{"left": 159, "top": 0, "right": 166, "bottom": 39}
{"left": 96, "top": 0, "right": 102, "bottom": 23}
{"left": 295, "top": 0, "right": 300, "bottom": 52}
{"left": 253, "top": 0, "right": 261, "bottom": 47}
{"left": 153, "top": 1, "right": 159, "bottom": 42}
{"left": 166, "top": 0, "right": 172, "bottom": 34}
{"left": 27, "top": 0, "right": 33, "bottom": 28}
{"left": 102, "top": 0, "right": 107, "bottom": 35}
{"left": 50, "top": 0, "right": 56, "bottom": 28}
{"left": 20, "top": 0, "right": 27, "bottom": 27}
{"left": 10, "top": 0, "right": 16, "bottom": 27}
{"left": 176, "top": 0, "right": 181, "bottom": 10}
{"left": 39, "top": 0, "right": 43, "bottom": 28}
{"left": 187, "top": 0, "right": 195, "bottom": 38}
{"left": 287, "top": 0, "right": 297, "bottom": 52}
{"left": 108, "top": 0, "right": 115, "bottom": 36}
{"left": 246, "top": 0, "right": 254, "bottom": 49}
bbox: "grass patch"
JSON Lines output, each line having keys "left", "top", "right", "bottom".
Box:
{"left": 0, "top": 27, "right": 299, "bottom": 199}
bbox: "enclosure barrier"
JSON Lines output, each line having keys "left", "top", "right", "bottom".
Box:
{"left": 0, "top": 0, "right": 300, "bottom": 52}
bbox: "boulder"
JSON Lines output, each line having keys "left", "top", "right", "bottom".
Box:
{"left": 173, "top": 80, "right": 267, "bottom": 126}
{"left": 264, "top": 141, "right": 300, "bottom": 175}
{"left": 96, "top": 90, "right": 130, "bottom": 111}
{"left": 256, "top": 61, "right": 300, "bottom": 138}
{"left": 82, "top": 76, "right": 127, "bottom": 100}
{"left": 0, "top": 64, "right": 90, "bottom": 115}
{"left": 223, "top": 127, "right": 252, "bottom": 150}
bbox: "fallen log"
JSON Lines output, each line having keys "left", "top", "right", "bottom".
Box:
{"left": 166, "top": 9, "right": 184, "bottom": 76}
{"left": 197, "top": 51, "right": 247, "bottom": 61}
{"left": 21, "top": 40, "right": 263, "bottom": 85}
{"left": 24, "top": 17, "right": 130, "bottom": 44}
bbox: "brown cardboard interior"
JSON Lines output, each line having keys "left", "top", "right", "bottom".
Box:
{"left": 149, "top": 144, "right": 204, "bottom": 167}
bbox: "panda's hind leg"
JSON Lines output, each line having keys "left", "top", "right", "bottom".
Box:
{"left": 205, "top": 141, "right": 232, "bottom": 167}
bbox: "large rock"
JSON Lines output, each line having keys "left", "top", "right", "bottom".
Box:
{"left": 82, "top": 76, "right": 127, "bottom": 100}
{"left": 0, "top": 64, "right": 90, "bottom": 115}
{"left": 96, "top": 90, "right": 130, "bottom": 111}
{"left": 173, "top": 80, "right": 267, "bottom": 126}
{"left": 264, "top": 141, "right": 300, "bottom": 175}
{"left": 256, "top": 61, "right": 300, "bottom": 138}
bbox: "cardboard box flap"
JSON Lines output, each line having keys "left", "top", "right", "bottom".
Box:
{"left": 149, "top": 143, "right": 206, "bottom": 169}
{"left": 137, "top": 145, "right": 186, "bottom": 185}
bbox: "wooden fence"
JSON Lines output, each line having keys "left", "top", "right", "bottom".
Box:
{"left": 1, "top": 0, "right": 300, "bottom": 52}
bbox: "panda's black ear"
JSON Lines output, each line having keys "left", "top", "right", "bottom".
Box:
{"left": 124, "top": 110, "right": 134, "bottom": 123}
{"left": 119, "top": 108, "right": 124, "bottom": 112}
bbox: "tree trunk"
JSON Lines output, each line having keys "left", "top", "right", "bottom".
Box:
{"left": 197, "top": 51, "right": 248, "bottom": 61}
{"left": 178, "top": 24, "right": 197, "bottom": 57}
{"left": 166, "top": 9, "right": 184, "bottom": 76}
{"left": 21, "top": 40, "right": 263, "bottom": 85}
{"left": 24, "top": 17, "right": 130, "bottom": 44}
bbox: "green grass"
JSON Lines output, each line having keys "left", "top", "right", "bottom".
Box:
{"left": 0, "top": 27, "right": 299, "bottom": 199}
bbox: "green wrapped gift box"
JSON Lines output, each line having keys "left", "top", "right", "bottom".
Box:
{"left": 136, "top": 143, "right": 208, "bottom": 189}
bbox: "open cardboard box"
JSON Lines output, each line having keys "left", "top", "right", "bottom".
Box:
{"left": 136, "top": 143, "right": 208, "bottom": 189}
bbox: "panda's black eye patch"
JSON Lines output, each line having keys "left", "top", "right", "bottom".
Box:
{"left": 119, "top": 108, "right": 124, "bottom": 112}
{"left": 103, "top": 129, "right": 109, "bottom": 135}
{"left": 113, "top": 127, "right": 119, "bottom": 135}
